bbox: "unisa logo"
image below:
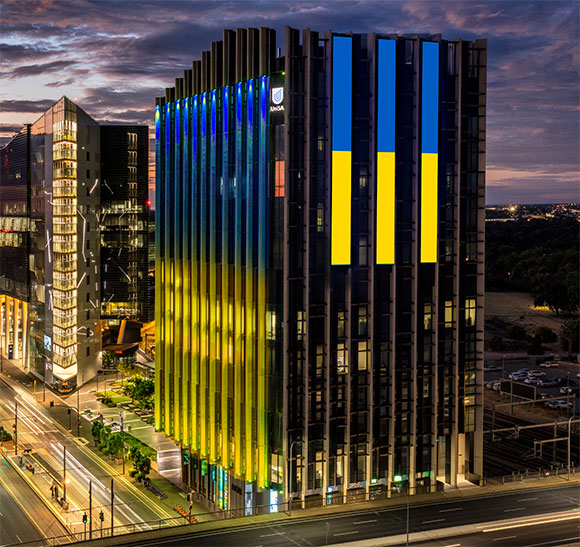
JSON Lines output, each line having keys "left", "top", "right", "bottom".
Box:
{"left": 271, "top": 87, "right": 284, "bottom": 105}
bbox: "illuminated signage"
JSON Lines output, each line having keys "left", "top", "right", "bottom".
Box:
{"left": 270, "top": 86, "right": 284, "bottom": 112}
{"left": 44, "top": 335, "right": 52, "bottom": 352}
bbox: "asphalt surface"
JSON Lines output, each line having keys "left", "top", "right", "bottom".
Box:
{"left": 0, "top": 450, "right": 67, "bottom": 546}
{"left": 114, "top": 484, "right": 580, "bottom": 546}
{"left": 0, "top": 372, "right": 176, "bottom": 541}
{"left": 410, "top": 516, "right": 580, "bottom": 546}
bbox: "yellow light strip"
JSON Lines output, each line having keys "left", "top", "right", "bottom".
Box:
{"left": 420, "top": 152, "right": 438, "bottom": 263}
{"left": 331, "top": 151, "right": 351, "bottom": 265}
{"left": 376, "top": 151, "right": 395, "bottom": 264}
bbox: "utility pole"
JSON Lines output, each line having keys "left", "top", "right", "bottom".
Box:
{"left": 89, "top": 480, "right": 93, "bottom": 540}
{"left": 110, "top": 478, "right": 114, "bottom": 537}
{"left": 13, "top": 401, "right": 18, "bottom": 455}
{"left": 120, "top": 411, "right": 125, "bottom": 474}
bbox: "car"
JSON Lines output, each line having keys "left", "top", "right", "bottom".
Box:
{"left": 509, "top": 372, "right": 527, "bottom": 380}
{"left": 82, "top": 408, "right": 92, "bottom": 414}
{"left": 517, "top": 368, "right": 533, "bottom": 374}
{"left": 538, "top": 379, "right": 558, "bottom": 387}
{"left": 536, "top": 392, "right": 550, "bottom": 400}
{"left": 110, "top": 425, "right": 121, "bottom": 433}
{"left": 539, "top": 361, "right": 559, "bottom": 368}
{"left": 484, "top": 365, "right": 502, "bottom": 372}
{"left": 555, "top": 401, "right": 574, "bottom": 410}
{"left": 560, "top": 386, "right": 580, "bottom": 395}
{"left": 528, "top": 370, "right": 546, "bottom": 378}
{"left": 524, "top": 377, "right": 542, "bottom": 385}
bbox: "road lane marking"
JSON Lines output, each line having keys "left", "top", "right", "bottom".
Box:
{"left": 334, "top": 531, "right": 359, "bottom": 536}
{"left": 440, "top": 507, "right": 462, "bottom": 512}
{"left": 15, "top": 535, "right": 21, "bottom": 543}
{"left": 517, "top": 497, "right": 538, "bottom": 501}
{"left": 423, "top": 518, "right": 445, "bottom": 524}
{"left": 504, "top": 506, "right": 526, "bottom": 512}
{"left": 353, "top": 519, "right": 377, "bottom": 524}
{"left": 259, "top": 532, "right": 285, "bottom": 537}
{"left": 492, "top": 536, "right": 517, "bottom": 541}
{"left": 441, "top": 544, "right": 461, "bottom": 547}
{"left": 481, "top": 511, "right": 580, "bottom": 532}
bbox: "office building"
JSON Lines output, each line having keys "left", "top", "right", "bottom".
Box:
{"left": 0, "top": 97, "right": 150, "bottom": 392}
{"left": 155, "top": 27, "right": 486, "bottom": 513}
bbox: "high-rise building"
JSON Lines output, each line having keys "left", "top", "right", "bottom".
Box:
{"left": 155, "top": 27, "right": 486, "bottom": 513}
{"left": 0, "top": 97, "right": 150, "bottom": 392}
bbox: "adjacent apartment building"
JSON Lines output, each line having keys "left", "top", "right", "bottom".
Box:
{"left": 0, "top": 97, "right": 150, "bottom": 392}
{"left": 155, "top": 27, "right": 486, "bottom": 513}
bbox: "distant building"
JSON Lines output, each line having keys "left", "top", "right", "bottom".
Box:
{"left": 155, "top": 27, "right": 486, "bottom": 512}
{"left": 0, "top": 97, "right": 150, "bottom": 392}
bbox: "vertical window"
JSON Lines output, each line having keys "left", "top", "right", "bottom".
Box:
{"left": 337, "top": 342, "right": 348, "bottom": 374}
{"left": 358, "top": 306, "right": 368, "bottom": 336}
{"left": 423, "top": 304, "right": 433, "bottom": 331}
{"left": 337, "top": 311, "right": 345, "bottom": 338}
{"left": 358, "top": 236, "right": 368, "bottom": 266}
{"left": 316, "top": 345, "right": 324, "bottom": 377}
{"left": 358, "top": 340, "right": 369, "bottom": 371}
{"left": 444, "top": 300, "right": 454, "bottom": 328}
{"left": 465, "top": 298, "right": 476, "bottom": 327}
{"left": 316, "top": 203, "right": 324, "bottom": 232}
{"left": 297, "top": 310, "right": 305, "bottom": 341}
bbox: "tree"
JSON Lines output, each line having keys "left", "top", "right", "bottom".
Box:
{"left": 506, "top": 324, "right": 527, "bottom": 341}
{"left": 128, "top": 446, "right": 151, "bottom": 482}
{"left": 560, "top": 319, "right": 579, "bottom": 355}
{"left": 107, "top": 433, "right": 124, "bottom": 460}
{"left": 535, "top": 326, "right": 557, "bottom": 344}
{"left": 99, "top": 426, "right": 112, "bottom": 452}
{"left": 91, "top": 421, "right": 103, "bottom": 445}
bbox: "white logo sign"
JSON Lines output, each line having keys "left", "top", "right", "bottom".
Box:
{"left": 271, "top": 87, "right": 284, "bottom": 105}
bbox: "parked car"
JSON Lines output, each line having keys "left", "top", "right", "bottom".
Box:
{"left": 538, "top": 379, "right": 558, "bottom": 387}
{"left": 517, "top": 368, "right": 533, "bottom": 374}
{"left": 560, "top": 386, "right": 580, "bottom": 395}
{"left": 524, "top": 377, "right": 542, "bottom": 385}
{"left": 536, "top": 392, "right": 550, "bottom": 400}
{"left": 484, "top": 365, "right": 502, "bottom": 372}
{"left": 509, "top": 372, "right": 527, "bottom": 380}
{"left": 82, "top": 408, "right": 92, "bottom": 414}
{"left": 528, "top": 371, "right": 546, "bottom": 378}
{"left": 539, "top": 361, "right": 559, "bottom": 368}
{"left": 555, "top": 401, "right": 574, "bottom": 410}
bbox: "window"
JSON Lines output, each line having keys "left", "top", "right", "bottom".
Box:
{"left": 297, "top": 311, "right": 305, "bottom": 341}
{"left": 86, "top": 151, "right": 90, "bottom": 161}
{"left": 86, "top": 169, "right": 90, "bottom": 179}
{"left": 316, "top": 203, "right": 324, "bottom": 232}
{"left": 423, "top": 304, "right": 433, "bottom": 331}
{"left": 316, "top": 345, "right": 324, "bottom": 377}
{"left": 358, "top": 341, "right": 369, "bottom": 371}
{"left": 86, "top": 346, "right": 90, "bottom": 357}
{"left": 358, "top": 306, "right": 368, "bottom": 336}
{"left": 465, "top": 298, "right": 476, "bottom": 327}
{"left": 359, "top": 236, "right": 368, "bottom": 266}
{"left": 86, "top": 310, "right": 90, "bottom": 320}
{"left": 444, "top": 300, "right": 454, "bottom": 328}
{"left": 337, "top": 342, "right": 348, "bottom": 374}
{"left": 86, "top": 293, "right": 90, "bottom": 303}
{"left": 86, "top": 275, "right": 90, "bottom": 285}
{"left": 337, "top": 311, "right": 345, "bottom": 338}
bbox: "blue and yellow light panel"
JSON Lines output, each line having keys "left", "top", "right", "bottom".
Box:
{"left": 420, "top": 41, "right": 439, "bottom": 263}
{"left": 376, "top": 39, "right": 396, "bottom": 265}
{"left": 331, "top": 35, "right": 352, "bottom": 266}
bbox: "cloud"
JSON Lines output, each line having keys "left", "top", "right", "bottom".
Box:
{"left": 0, "top": 0, "right": 578, "bottom": 204}
{"left": 1, "top": 99, "right": 56, "bottom": 112}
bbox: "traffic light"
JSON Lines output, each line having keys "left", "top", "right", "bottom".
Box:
{"left": 82, "top": 513, "right": 88, "bottom": 524}
{"left": 99, "top": 511, "right": 104, "bottom": 522}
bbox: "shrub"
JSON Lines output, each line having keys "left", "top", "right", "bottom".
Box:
{"left": 535, "top": 326, "right": 557, "bottom": 344}
{"left": 91, "top": 421, "right": 103, "bottom": 443}
{"left": 506, "top": 324, "right": 527, "bottom": 341}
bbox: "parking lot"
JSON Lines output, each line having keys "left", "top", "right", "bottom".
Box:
{"left": 485, "top": 356, "right": 579, "bottom": 414}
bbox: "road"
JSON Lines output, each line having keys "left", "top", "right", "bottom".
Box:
{"left": 0, "top": 373, "right": 176, "bottom": 542}
{"left": 113, "top": 484, "right": 579, "bottom": 546}
{"left": 0, "top": 453, "right": 62, "bottom": 546}
{"left": 410, "top": 515, "right": 580, "bottom": 546}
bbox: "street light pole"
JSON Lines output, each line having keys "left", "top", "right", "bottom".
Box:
{"left": 63, "top": 446, "right": 67, "bottom": 502}
{"left": 393, "top": 485, "right": 409, "bottom": 547}
{"left": 89, "top": 480, "right": 93, "bottom": 540}
{"left": 13, "top": 401, "right": 18, "bottom": 455}
{"left": 77, "top": 387, "right": 80, "bottom": 436}
{"left": 568, "top": 416, "right": 573, "bottom": 481}
{"left": 110, "top": 478, "right": 114, "bottom": 537}
{"left": 288, "top": 440, "right": 302, "bottom": 517}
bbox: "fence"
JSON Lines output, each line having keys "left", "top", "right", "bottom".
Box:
{"left": 482, "top": 463, "right": 580, "bottom": 485}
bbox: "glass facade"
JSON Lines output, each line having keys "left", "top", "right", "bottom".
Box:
{"left": 156, "top": 27, "right": 486, "bottom": 512}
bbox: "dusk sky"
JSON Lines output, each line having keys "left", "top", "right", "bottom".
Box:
{"left": 1, "top": 0, "right": 578, "bottom": 204}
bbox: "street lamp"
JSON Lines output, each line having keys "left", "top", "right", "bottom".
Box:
{"left": 288, "top": 440, "right": 302, "bottom": 516}
{"left": 393, "top": 483, "right": 409, "bottom": 547}
{"left": 567, "top": 416, "right": 573, "bottom": 481}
